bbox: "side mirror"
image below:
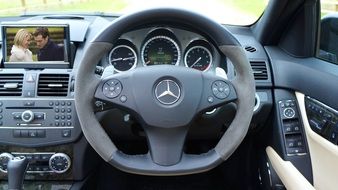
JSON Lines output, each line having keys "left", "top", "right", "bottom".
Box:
{"left": 319, "top": 13, "right": 338, "bottom": 63}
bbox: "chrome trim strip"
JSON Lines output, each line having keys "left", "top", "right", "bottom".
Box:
{"left": 0, "top": 126, "right": 74, "bottom": 129}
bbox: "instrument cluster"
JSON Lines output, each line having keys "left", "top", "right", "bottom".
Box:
{"left": 108, "top": 28, "right": 217, "bottom": 73}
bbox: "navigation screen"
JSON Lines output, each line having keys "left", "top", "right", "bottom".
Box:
{"left": 1, "top": 24, "right": 70, "bottom": 68}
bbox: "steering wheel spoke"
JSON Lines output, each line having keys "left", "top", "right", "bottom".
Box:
{"left": 143, "top": 125, "right": 189, "bottom": 166}
{"left": 94, "top": 74, "right": 138, "bottom": 112}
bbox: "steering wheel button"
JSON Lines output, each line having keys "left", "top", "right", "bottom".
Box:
{"left": 216, "top": 93, "right": 227, "bottom": 99}
{"left": 120, "top": 95, "right": 127, "bottom": 103}
{"left": 103, "top": 79, "right": 123, "bottom": 98}
{"left": 207, "top": 96, "right": 214, "bottom": 103}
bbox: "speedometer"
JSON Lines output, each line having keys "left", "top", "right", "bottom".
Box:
{"left": 142, "top": 36, "right": 180, "bottom": 66}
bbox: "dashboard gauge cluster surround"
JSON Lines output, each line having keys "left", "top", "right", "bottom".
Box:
{"left": 107, "top": 28, "right": 217, "bottom": 72}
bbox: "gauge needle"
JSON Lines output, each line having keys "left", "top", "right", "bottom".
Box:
{"left": 190, "top": 57, "right": 202, "bottom": 68}
{"left": 111, "top": 58, "right": 122, "bottom": 62}
{"left": 122, "top": 56, "right": 135, "bottom": 61}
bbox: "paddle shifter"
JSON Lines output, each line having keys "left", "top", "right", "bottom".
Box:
{"left": 7, "top": 156, "right": 28, "bottom": 190}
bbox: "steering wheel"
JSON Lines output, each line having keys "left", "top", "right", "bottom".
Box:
{"left": 75, "top": 8, "right": 255, "bottom": 176}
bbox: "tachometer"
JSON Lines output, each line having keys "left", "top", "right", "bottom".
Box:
{"left": 109, "top": 44, "right": 137, "bottom": 72}
{"left": 142, "top": 36, "right": 180, "bottom": 66}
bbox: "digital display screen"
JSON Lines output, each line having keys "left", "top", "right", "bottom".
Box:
{"left": 148, "top": 52, "right": 173, "bottom": 65}
{"left": 1, "top": 24, "right": 71, "bottom": 68}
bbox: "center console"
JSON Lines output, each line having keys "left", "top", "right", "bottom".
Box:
{"left": 0, "top": 69, "right": 82, "bottom": 182}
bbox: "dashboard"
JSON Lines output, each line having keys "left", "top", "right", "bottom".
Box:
{"left": 0, "top": 13, "right": 273, "bottom": 187}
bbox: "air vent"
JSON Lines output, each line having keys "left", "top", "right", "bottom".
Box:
{"left": 38, "top": 74, "right": 69, "bottom": 96}
{"left": 0, "top": 74, "right": 24, "bottom": 96}
{"left": 245, "top": 46, "right": 257, "bottom": 53}
{"left": 250, "top": 61, "right": 268, "bottom": 80}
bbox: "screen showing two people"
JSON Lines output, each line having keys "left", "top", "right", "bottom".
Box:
{"left": 5, "top": 26, "right": 66, "bottom": 62}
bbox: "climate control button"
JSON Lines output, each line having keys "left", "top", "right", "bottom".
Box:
{"left": 49, "top": 153, "right": 71, "bottom": 173}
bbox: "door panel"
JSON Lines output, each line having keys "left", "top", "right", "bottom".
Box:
{"left": 296, "top": 92, "right": 338, "bottom": 190}
{"left": 265, "top": 46, "right": 338, "bottom": 190}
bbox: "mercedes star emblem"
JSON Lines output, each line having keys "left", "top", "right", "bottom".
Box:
{"left": 155, "top": 79, "right": 181, "bottom": 105}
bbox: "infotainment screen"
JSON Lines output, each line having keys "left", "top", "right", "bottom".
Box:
{"left": 1, "top": 24, "right": 71, "bottom": 68}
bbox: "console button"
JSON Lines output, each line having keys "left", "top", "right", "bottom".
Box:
{"left": 25, "top": 154, "right": 33, "bottom": 160}
{"left": 34, "top": 113, "right": 45, "bottom": 120}
{"left": 41, "top": 154, "right": 52, "bottom": 161}
{"left": 280, "top": 102, "right": 285, "bottom": 108}
{"left": 12, "top": 112, "right": 22, "bottom": 120}
{"left": 33, "top": 155, "right": 41, "bottom": 160}
{"left": 49, "top": 153, "right": 71, "bottom": 173}
{"left": 296, "top": 141, "right": 303, "bottom": 147}
{"left": 287, "top": 141, "right": 295, "bottom": 148}
{"left": 13, "top": 130, "right": 21, "bottom": 137}
{"left": 49, "top": 102, "right": 54, "bottom": 106}
{"left": 27, "top": 165, "right": 34, "bottom": 171}
{"left": 55, "top": 101, "right": 60, "bottom": 106}
{"left": 61, "top": 102, "right": 66, "bottom": 106}
{"left": 24, "top": 101, "right": 35, "bottom": 106}
{"left": 42, "top": 166, "right": 50, "bottom": 172}
{"left": 330, "top": 131, "right": 338, "bottom": 144}
{"left": 283, "top": 108, "right": 295, "bottom": 119}
{"left": 287, "top": 147, "right": 306, "bottom": 155}
{"left": 21, "top": 110, "right": 34, "bottom": 123}
{"left": 67, "top": 115, "right": 72, "bottom": 120}
{"left": 62, "top": 130, "right": 71, "bottom": 137}
{"left": 35, "top": 166, "right": 41, "bottom": 171}
{"left": 293, "top": 125, "right": 300, "bottom": 132}
{"left": 23, "top": 90, "right": 35, "bottom": 97}
{"left": 28, "top": 130, "right": 37, "bottom": 138}
{"left": 37, "top": 130, "right": 46, "bottom": 138}
{"left": 21, "top": 130, "right": 29, "bottom": 137}
{"left": 67, "top": 102, "right": 72, "bottom": 106}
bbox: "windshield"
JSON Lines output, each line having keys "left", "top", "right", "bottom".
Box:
{"left": 0, "top": 0, "right": 268, "bottom": 25}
